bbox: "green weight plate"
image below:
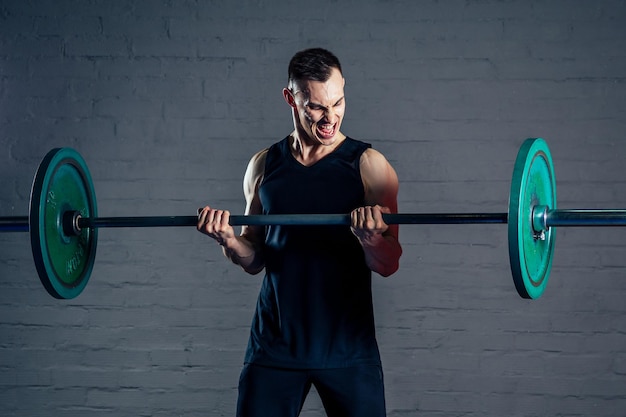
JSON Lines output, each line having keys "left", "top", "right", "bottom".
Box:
{"left": 508, "top": 138, "right": 556, "bottom": 299}
{"left": 29, "top": 148, "right": 98, "bottom": 299}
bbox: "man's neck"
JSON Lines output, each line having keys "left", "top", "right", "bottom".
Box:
{"left": 289, "top": 132, "right": 346, "bottom": 166}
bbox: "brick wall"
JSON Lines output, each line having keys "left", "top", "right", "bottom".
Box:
{"left": 1, "top": 1, "right": 625, "bottom": 416}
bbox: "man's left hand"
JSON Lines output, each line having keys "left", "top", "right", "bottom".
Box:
{"left": 350, "top": 205, "right": 390, "bottom": 245}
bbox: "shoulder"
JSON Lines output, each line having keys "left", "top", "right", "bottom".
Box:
{"left": 243, "top": 149, "right": 268, "bottom": 193}
{"left": 249, "top": 148, "right": 268, "bottom": 169}
{"left": 359, "top": 148, "right": 393, "bottom": 175}
{"left": 244, "top": 135, "right": 291, "bottom": 188}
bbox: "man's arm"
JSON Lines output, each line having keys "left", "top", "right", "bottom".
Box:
{"left": 197, "top": 150, "right": 267, "bottom": 275}
{"left": 351, "top": 148, "right": 402, "bottom": 277}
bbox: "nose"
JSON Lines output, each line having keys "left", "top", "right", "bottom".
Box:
{"left": 323, "top": 107, "right": 338, "bottom": 123}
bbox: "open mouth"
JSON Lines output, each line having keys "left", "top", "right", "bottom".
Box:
{"left": 316, "top": 123, "right": 336, "bottom": 140}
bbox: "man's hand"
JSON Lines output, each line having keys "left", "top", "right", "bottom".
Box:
{"left": 350, "top": 205, "right": 390, "bottom": 246}
{"left": 197, "top": 206, "right": 236, "bottom": 246}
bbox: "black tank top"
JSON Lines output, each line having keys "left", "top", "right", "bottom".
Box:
{"left": 244, "top": 136, "right": 381, "bottom": 369}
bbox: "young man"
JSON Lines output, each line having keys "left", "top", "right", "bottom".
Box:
{"left": 198, "top": 48, "right": 402, "bottom": 417}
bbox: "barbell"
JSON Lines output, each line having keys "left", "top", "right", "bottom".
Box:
{"left": 0, "top": 138, "right": 625, "bottom": 300}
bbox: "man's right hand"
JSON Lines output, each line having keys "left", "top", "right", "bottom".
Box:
{"left": 197, "top": 206, "right": 236, "bottom": 246}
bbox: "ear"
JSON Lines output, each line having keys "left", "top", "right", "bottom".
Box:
{"left": 283, "top": 88, "right": 296, "bottom": 108}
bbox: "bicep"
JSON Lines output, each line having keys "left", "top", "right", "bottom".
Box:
{"left": 361, "top": 149, "right": 400, "bottom": 237}
{"left": 361, "top": 149, "right": 399, "bottom": 210}
{"left": 241, "top": 149, "right": 267, "bottom": 244}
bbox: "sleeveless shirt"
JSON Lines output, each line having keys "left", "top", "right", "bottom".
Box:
{"left": 243, "top": 136, "right": 381, "bottom": 369}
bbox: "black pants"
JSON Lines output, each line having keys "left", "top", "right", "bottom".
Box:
{"left": 236, "top": 363, "right": 386, "bottom": 417}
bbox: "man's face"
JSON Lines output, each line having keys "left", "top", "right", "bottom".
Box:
{"left": 289, "top": 67, "right": 346, "bottom": 146}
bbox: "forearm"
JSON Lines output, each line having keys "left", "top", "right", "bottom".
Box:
{"left": 220, "top": 236, "right": 265, "bottom": 275}
{"left": 359, "top": 233, "right": 402, "bottom": 277}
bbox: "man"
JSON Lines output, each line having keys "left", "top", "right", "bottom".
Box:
{"left": 197, "top": 48, "right": 402, "bottom": 417}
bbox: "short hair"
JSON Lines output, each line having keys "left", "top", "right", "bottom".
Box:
{"left": 287, "top": 48, "right": 343, "bottom": 88}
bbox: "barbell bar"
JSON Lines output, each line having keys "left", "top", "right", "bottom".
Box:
{"left": 0, "top": 138, "right": 624, "bottom": 300}
{"left": 2, "top": 213, "right": 509, "bottom": 231}
{"left": 3, "top": 210, "right": 626, "bottom": 231}
{"left": 0, "top": 210, "right": 626, "bottom": 232}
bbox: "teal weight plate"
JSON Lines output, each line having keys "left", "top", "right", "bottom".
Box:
{"left": 508, "top": 138, "right": 556, "bottom": 299}
{"left": 29, "top": 148, "right": 98, "bottom": 299}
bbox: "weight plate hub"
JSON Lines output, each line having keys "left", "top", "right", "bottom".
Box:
{"left": 29, "top": 148, "right": 98, "bottom": 299}
{"left": 508, "top": 138, "right": 556, "bottom": 299}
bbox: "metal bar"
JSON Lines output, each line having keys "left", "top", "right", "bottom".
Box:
{"left": 77, "top": 212, "right": 509, "bottom": 229}
{"left": 383, "top": 213, "right": 508, "bottom": 225}
{"left": 79, "top": 215, "right": 202, "bottom": 228}
{"left": 5, "top": 209, "right": 626, "bottom": 232}
{"left": 546, "top": 209, "right": 626, "bottom": 227}
{"left": 0, "top": 216, "right": 29, "bottom": 232}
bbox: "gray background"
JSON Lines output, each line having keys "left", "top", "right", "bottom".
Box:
{"left": 1, "top": 0, "right": 625, "bottom": 416}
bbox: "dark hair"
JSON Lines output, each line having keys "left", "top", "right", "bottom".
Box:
{"left": 287, "top": 48, "right": 342, "bottom": 87}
